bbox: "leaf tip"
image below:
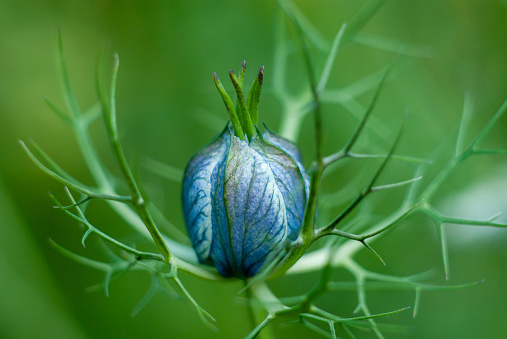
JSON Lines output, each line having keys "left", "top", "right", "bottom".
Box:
{"left": 258, "top": 66, "right": 264, "bottom": 83}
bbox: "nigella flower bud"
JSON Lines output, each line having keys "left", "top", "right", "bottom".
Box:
{"left": 182, "top": 126, "right": 309, "bottom": 278}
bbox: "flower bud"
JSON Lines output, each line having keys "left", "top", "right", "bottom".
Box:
{"left": 182, "top": 126, "right": 308, "bottom": 278}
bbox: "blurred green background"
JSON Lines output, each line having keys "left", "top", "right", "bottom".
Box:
{"left": 1, "top": 0, "right": 507, "bottom": 338}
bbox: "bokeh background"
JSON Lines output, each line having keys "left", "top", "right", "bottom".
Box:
{"left": 1, "top": 0, "right": 507, "bottom": 338}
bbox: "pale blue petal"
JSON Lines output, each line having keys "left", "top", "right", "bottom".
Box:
{"left": 262, "top": 126, "right": 303, "bottom": 165}
{"left": 209, "top": 153, "right": 233, "bottom": 276}
{"left": 251, "top": 133, "right": 307, "bottom": 241}
{"left": 214, "top": 135, "right": 288, "bottom": 277}
{"left": 181, "top": 127, "right": 230, "bottom": 263}
{"left": 262, "top": 127, "right": 310, "bottom": 199}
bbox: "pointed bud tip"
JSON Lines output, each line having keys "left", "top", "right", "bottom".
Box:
{"left": 241, "top": 60, "right": 246, "bottom": 68}
{"left": 229, "top": 70, "right": 238, "bottom": 82}
{"left": 258, "top": 66, "right": 264, "bottom": 83}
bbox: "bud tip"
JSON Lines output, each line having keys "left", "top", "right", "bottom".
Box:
{"left": 258, "top": 66, "right": 264, "bottom": 83}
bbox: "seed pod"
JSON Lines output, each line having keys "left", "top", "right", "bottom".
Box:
{"left": 182, "top": 126, "right": 308, "bottom": 278}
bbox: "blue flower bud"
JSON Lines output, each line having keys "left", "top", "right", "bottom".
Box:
{"left": 182, "top": 126, "right": 309, "bottom": 278}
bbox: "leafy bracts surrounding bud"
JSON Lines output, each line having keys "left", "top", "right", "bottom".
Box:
{"left": 182, "top": 62, "right": 309, "bottom": 277}
{"left": 182, "top": 126, "right": 308, "bottom": 277}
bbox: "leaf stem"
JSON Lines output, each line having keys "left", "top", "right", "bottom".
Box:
{"left": 51, "top": 191, "right": 164, "bottom": 261}
{"left": 321, "top": 115, "right": 405, "bottom": 234}
{"left": 20, "top": 141, "right": 132, "bottom": 203}
{"left": 98, "top": 52, "right": 171, "bottom": 262}
{"left": 272, "top": 2, "right": 325, "bottom": 274}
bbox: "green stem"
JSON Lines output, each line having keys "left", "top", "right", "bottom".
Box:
{"left": 51, "top": 192, "right": 164, "bottom": 262}
{"left": 245, "top": 282, "right": 257, "bottom": 329}
{"left": 51, "top": 37, "right": 201, "bottom": 267}
{"left": 57, "top": 34, "right": 111, "bottom": 189}
{"left": 20, "top": 141, "right": 127, "bottom": 202}
{"left": 245, "top": 283, "right": 273, "bottom": 339}
{"left": 471, "top": 96, "right": 507, "bottom": 147}
{"left": 245, "top": 282, "right": 288, "bottom": 339}
{"left": 98, "top": 53, "right": 171, "bottom": 262}
{"left": 423, "top": 98, "right": 507, "bottom": 201}
{"left": 273, "top": 2, "right": 325, "bottom": 275}
{"left": 244, "top": 316, "right": 274, "bottom": 339}
{"left": 420, "top": 151, "right": 469, "bottom": 201}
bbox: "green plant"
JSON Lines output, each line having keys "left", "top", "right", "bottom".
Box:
{"left": 22, "top": 1, "right": 507, "bottom": 338}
